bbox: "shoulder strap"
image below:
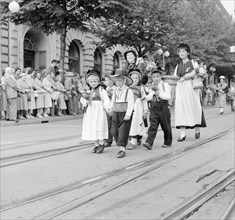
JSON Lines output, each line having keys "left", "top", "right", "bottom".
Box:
{"left": 162, "top": 81, "right": 165, "bottom": 92}
{"left": 125, "top": 88, "right": 129, "bottom": 101}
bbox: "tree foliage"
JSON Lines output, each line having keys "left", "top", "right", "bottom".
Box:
{"left": 1, "top": 0, "right": 129, "bottom": 69}
{"left": 88, "top": 0, "right": 234, "bottom": 66}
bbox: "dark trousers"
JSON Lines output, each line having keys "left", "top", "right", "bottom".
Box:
{"left": 111, "top": 112, "right": 132, "bottom": 147}
{"left": 107, "top": 114, "right": 113, "bottom": 144}
{"left": 66, "top": 96, "right": 74, "bottom": 115}
{"left": 146, "top": 102, "right": 172, "bottom": 146}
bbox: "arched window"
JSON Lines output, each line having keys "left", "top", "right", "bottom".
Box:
{"left": 68, "top": 41, "right": 80, "bottom": 74}
{"left": 24, "top": 29, "right": 46, "bottom": 70}
{"left": 94, "top": 48, "right": 102, "bottom": 75}
{"left": 113, "top": 52, "right": 120, "bottom": 70}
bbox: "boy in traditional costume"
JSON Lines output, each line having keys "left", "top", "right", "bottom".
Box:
{"left": 110, "top": 69, "right": 134, "bottom": 158}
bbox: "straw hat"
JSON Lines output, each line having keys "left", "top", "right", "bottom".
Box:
{"left": 110, "top": 69, "right": 133, "bottom": 86}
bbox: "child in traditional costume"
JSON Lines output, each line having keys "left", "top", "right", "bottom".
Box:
{"left": 127, "top": 70, "right": 148, "bottom": 150}
{"left": 143, "top": 67, "right": 172, "bottom": 150}
{"left": 81, "top": 71, "right": 111, "bottom": 154}
{"left": 110, "top": 69, "right": 134, "bottom": 158}
{"left": 103, "top": 74, "right": 117, "bottom": 147}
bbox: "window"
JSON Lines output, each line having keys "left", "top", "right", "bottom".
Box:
{"left": 113, "top": 52, "right": 120, "bottom": 70}
{"left": 68, "top": 41, "right": 80, "bottom": 74}
{"left": 94, "top": 48, "right": 102, "bottom": 75}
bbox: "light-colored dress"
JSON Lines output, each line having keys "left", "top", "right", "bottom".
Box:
{"left": 129, "top": 85, "right": 148, "bottom": 137}
{"left": 174, "top": 60, "right": 203, "bottom": 128}
{"left": 81, "top": 86, "right": 110, "bottom": 140}
{"left": 1, "top": 77, "right": 7, "bottom": 111}
{"left": 54, "top": 81, "right": 67, "bottom": 110}
{"left": 17, "top": 78, "right": 30, "bottom": 110}
{"left": 26, "top": 75, "right": 36, "bottom": 110}
{"left": 216, "top": 82, "right": 227, "bottom": 108}
{"left": 42, "top": 77, "right": 52, "bottom": 108}
{"left": 34, "top": 78, "right": 45, "bottom": 109}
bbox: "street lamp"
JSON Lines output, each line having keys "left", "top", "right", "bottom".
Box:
{"left": 8, "top": 1, "right": 20, "bottom": 13}
{"left": 156, "top": 48, "right": 170, "bottom": 70}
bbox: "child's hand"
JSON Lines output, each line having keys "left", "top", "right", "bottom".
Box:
{"left": 143, "top": 113, "right": 147, "bottom": 119}
{"left": 155, "top": 90, "right": 159, "bottom": 96}
{"left": 124, "top": 115, "right": 130, "bottom": 121}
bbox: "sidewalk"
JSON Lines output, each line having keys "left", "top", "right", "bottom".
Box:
{"left": 0, "top": 105, "right": 227, "bottom": 127}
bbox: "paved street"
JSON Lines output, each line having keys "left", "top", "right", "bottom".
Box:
{"left": 0, "top": 105, "right": 234, "bottom": 219}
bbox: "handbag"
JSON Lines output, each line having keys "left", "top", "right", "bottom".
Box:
{"left": 192, "top": 77, "right": 203, "bottom": 89}
{"left": 27, "top": 93, "right": 31, "bottom": 101}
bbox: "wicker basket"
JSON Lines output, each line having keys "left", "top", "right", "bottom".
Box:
{"left": 162, "top": 75, "right": 180, "bottom": 85}
{"left": 112, "top": 102, "right": 128, "bottom": 112}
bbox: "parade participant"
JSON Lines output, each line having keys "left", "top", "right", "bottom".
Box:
{"left": 228, "top": 79, "right": 235, "bottom": 112}
{"left": 173, "top": 43, "right": 206, "bottom": 141}
{"left": 123, "top": 50, "right": 138, "bottom": 74}
{"left": 80, "top": 70, "right": 111, "bottom": 154}
{"left": 127, "top": 70, "right": 148, "bottom": 150}
{"left": 103, "top": 73, "right": 116, "bottom": 147}
{"left": 34, "top": 71, "right": 45, "bottom": 118}
{"left": 216, "top": 75, "right": 228, "bottom": 114}
{"left": 143, "top": 67, "right": 172, "bottom": 150}
{"left": 4, "top": 67, "right": 19, "bottom": 122}
{"left": 110, "top": 69, "right": 134, "bottom": 158}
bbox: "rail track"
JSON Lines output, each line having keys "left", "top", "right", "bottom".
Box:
{"left": 1, "top": 112, "right": 232, "bottom": 168}
{"left": 159, "top": 169, "right": 234, "bottom": 220}
{"left": 1, "top": 129, "right": 233, "bottom": 220}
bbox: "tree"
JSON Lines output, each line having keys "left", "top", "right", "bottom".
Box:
{"left": 88, "top": 0, "right": 234, "bottom": 68}
{"left": 1, "top": 0, "right": 129, "bottom": 70}
{"left": 88, "top": 0, "right": 181, "bottom": 57}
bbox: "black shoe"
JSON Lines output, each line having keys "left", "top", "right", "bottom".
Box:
{"left": 195, "top": 131, "right": 200, "bottom": 139}
{"left": 117, "top": 150, "right": 126, "bottom": 158}
{"left": 96, "top": 145, "right": 105, "bottom": 154}
{"left": 143, "top": 142, "right": 152, "bottom": 150}
{"left": 92, "top": 146, "right": 99, "bottom": 153}
{"left": 162, "top": 144, "right": 172, "bottom": 148}
{"left": 137, "top": 139, "right": 142, "bottom": 145}
{"left": 220, "top": 111, "right": 224, "bottom": 114}
{"left": 177, "top": 136, "right": 186, "bottom": 142}
{"left": 104, "top": 142, "right": 112, "bottom": 147}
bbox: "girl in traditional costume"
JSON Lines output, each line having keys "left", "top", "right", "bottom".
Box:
{"left": 127, "top": 70, "right": 148, "bottom": 150}
{"left": 81, "top": 71, "right": 111, "bottom": 154}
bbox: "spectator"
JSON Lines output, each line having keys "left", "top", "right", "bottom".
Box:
{"left": 54, "top": 75, "right": 67, "bottom": 116}
{"left": 42, "top": 71, "right": 53, "bottom": 117}
{"left": 45, "top": 59, "right": 57, "bottom": 80}
{"left": 4, "top": 67, "right": 19, "bottom": 122}
{"left": 216, "top": 75, "right": 228, "bottom": 114}
{"left": 34, "top": 71, "right": 45, "bottom": 117}
{"left": 64, "top": 72, "right": 75, "bottom": 115}
{"left": 25, "top": 67, "right": 36, "bottom": 118}
{"left": 17, "top": 72, "right": 30, "bottom": 119}
{"left": 0, "top": 70, "right": 7, "bottom": 119}
{"left": 228, "top": 79, "right": 235, "bottom": 112}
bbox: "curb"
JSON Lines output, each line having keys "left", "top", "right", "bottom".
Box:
{"left": 0, "top": 114, "right": 83, "bottom": 127}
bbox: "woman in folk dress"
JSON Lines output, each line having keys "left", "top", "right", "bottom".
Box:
{"left": 173, "top": 43, "right": 206, "bottom": 141}
{"left": 127, "top": 70, "right": 148, "bottom": 150}
{"left": 80, "top": 71, "right": 111, "bottom": 154}
{"left": 216, "top": 75, "right": 228, "bottom": 114}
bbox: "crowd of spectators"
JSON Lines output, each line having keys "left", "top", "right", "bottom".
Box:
{"left": 0, "top": 60, "right": 88, "bottom": 122}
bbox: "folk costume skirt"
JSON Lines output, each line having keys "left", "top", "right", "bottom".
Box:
{"left": 175, "top": 79, "right": 203, "bottom": 129}
{"left": 82, "top": 100, "right": 108, "bottom": 140}
{"left": 129, "top": 98, "right": 145, "bottom": 137}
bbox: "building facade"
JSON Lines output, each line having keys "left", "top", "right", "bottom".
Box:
{"left": 0, "top": 19, "right": 128, "bottom": 77}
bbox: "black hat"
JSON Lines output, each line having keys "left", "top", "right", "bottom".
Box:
{"left": 177, "top": 43, "right": 190, "bottom": 53}
{"left": 110, "top": 69, "right": 133, "bottom": 85}
{"left": 124, "top": 50, "right": 137, "bottom": 61}
{"left": 150, "top": 66, "right": 166, "bottom": 75}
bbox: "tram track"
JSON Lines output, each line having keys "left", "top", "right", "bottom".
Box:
{"left": 1, "top": 128, "right": 233, "bottom": 219}
{"left": 1, "top": 112, "right": 232, "bottom": 168}
{"left": 159, "top": 169, "right": 235, "bottom": 220}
